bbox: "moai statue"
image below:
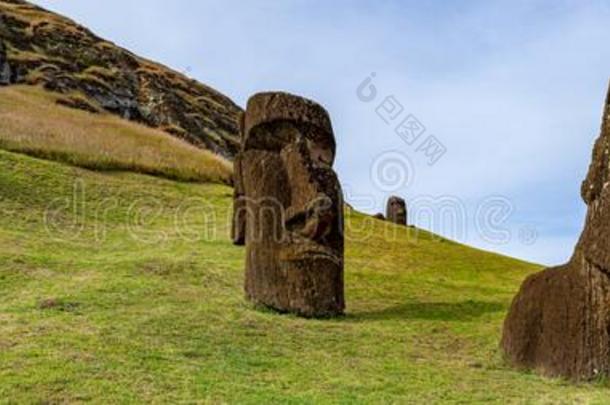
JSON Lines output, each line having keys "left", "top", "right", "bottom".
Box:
{"left": 231, "top": 113, "right": 246, "bottom": 246}
{"left": 373, "top": 213, "right": 385, "bottom": 220}
{"left": 502, "top": 83, "right": 610, "bottom": 380}
{"left": 240, "top": 91, "right": 345, "bottom": 317}
{"left": 386, "top": 196, "right": 407, "bottom": 226}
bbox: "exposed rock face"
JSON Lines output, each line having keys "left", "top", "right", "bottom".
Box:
{"left": 373, "top": 213, "right": 385, "bottom": 220}
{"left": 0, "top": 0, "right": 242, "bottom": 157}
{"left": 386, "top": 196, "right": 407, "bottom": 226}
{"left": 502, "top": 84, "right": 610, "bottom": 380}
{"left": 0, "top": 40, "right": 11, "bottom": 85}
{"left": 240, "top": 92, "right": 345, "bottom": 317}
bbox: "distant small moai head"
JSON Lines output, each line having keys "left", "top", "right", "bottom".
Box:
{"left": 386, "top": 196, "right": 407, "bottom": 226}
{"left": 239, "top": 91, "right": 345, "bottom": 318}
{"left": 373, "top": 213, "right": 385, "bottom": 220}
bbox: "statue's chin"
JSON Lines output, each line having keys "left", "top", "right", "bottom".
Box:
{"left": 278, "top": 244, "right": 341, "bottom": 265}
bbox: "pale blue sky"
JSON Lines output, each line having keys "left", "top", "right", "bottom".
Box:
{"left": 34, "top": 0, "right": 610, "bottom": 265}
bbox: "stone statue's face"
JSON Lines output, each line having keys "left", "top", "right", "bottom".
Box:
{"left": 244, "top": 120, "right": 341, "bottom": 259}
{"left": 390, "top": 199, "right": 405, "bottom": 215}
{"left": 299, "top": 124, "right": 335, "bottom": 167}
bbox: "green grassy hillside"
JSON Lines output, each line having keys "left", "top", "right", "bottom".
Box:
{"left": 0, "top": 149, "right": 608, "bottom": 403}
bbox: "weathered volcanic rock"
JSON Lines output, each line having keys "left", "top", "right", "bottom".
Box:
{"left": 231, "top": 115, "right": 246, "bottom": 246}
{"left": 502, "top": 83, "right": 610, "bottom": 380}
{"left": 0, "top": 0, "right": 241, "bottom": 157}
{"left": 240, "top": 92, "right": 345, "bottom": 317}
{"left": 386, "top": 196, "right": 407, "bottom": 226}
{"left": 373, "top": 213, "right": 385, "bottom": 220}
{"left": 0, "top": 40, "right": 11, "bottom": 85}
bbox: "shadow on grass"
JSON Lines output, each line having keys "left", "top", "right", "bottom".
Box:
{"left": 344, "top": 300, "right": 506, "bottom": 323}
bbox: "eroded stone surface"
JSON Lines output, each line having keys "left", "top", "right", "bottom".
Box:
{"left": 0, "top": 41, "right": 11, "bottom": 85}
{"left": 239, "top": 92, "right": 344, "bottom": 317}
{"left": 502, "top": 83, "right": 610, "bottom": 380}
{"left": 231, "top": 112, "right": 246, "bottom": 245}
{"left": 231, "top": 153, "right": 246, "bottom": 246}
{"left": 386, "top": 196, "right": 407, "bottom": 226}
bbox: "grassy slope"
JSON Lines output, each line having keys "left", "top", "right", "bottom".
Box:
{"left": 0, "top": 149, "right": 608, "bottom": 403}
{"left": 0, "top": 85, "right": 232, "bottom": 184}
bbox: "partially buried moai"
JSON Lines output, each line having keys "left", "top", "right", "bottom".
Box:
{"left": 502, "top": 82, "right": 610, "bottom": 380}
{"left": 239, "top": 91, "right": 345, "bottom": 317}
{"left": 386, "top": 196, "right": 407, "bottom": 226}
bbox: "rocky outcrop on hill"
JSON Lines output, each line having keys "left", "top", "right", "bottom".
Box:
{"left": 0, "top": 0, "right": 242, "bottom": 158}
{"left": 502, "top": 83, "right": 610, "bottom": 380}
{"left": 0, "top": 39, "right": 10, "bottom": 84}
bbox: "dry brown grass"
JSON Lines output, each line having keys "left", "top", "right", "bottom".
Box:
{"left": 0, "top": 85, "right": 233, "bottom": 184}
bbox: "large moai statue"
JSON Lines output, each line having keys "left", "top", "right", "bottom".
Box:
{"left": 239, "top": 91, "right": 345, "bottom": 318}
{"left": 386, "top": 196, "right": 407, "bottom": 226}
{"left": 502, "top": 83, "right": 610, "bottom": 380}
{"left": 231, "top": 114, "right": 246, "bottom": 246}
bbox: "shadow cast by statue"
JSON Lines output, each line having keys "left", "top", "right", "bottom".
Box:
{"left": 344, "top": 300, "right": 505, "bottom": 323}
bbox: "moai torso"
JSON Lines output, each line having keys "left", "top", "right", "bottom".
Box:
{"left": 501, "top": 84, "right": 610, "bottom": 380}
